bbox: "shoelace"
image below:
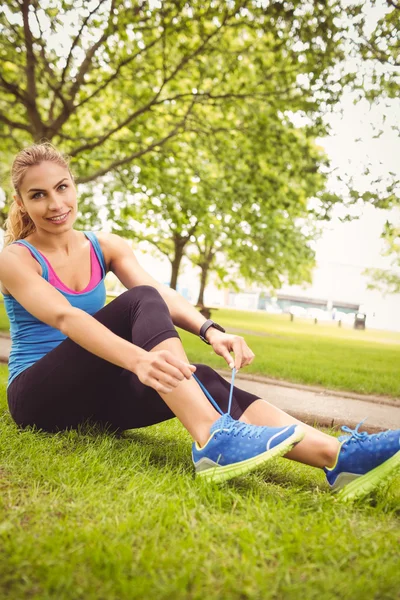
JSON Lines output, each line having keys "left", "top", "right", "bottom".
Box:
{"left": 341, "top": 419, "right": 391, "bottom": 443}
{"left": 192, "top": 367, "right": 261, "bottom": 438}
{"left": 192, "top": 367, "right": 236, "bottom": 417}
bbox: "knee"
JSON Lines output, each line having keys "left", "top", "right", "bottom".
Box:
{"left": 127, "top": 285, "right": 162, "bottom": 297}
{"left": 120, "top": 286, "right": 169, "bottom": 315}
{"left": 192, "top": 363, "right": 218, "bottom": 382}
{"left": 125, "top": 285, "right": 164, "bottom": 304}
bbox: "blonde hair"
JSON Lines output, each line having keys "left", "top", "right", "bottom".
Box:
{"left": 4, "top": 142, "right": 73, "bottom": 246}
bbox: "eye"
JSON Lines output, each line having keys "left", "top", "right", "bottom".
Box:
{"left": 59, "top": 184, "right": 68, "bottom": 191}
{"left": 32, "top": 191, "right": 44, "bottom": 199}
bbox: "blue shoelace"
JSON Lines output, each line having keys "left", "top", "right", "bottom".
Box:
{"left": 192, "top": 367, "right": 262, "bottom": 439}
{"left": 341, "top": 420, "right": 390, "bottom": 443}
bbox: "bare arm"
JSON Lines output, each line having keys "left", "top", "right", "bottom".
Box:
{"left": 105, "top": 234, "right": 220, "bottom": 342}
{"left": 104, "top": 233, "right": 256, "bottom": 369}
{"left": 0, "top": 247, "right": 194, "bottom": 392}
{"left": 0, "top": 248, "right": 143, "bottom": 371}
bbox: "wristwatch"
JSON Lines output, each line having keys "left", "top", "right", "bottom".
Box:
{"left": 199, "top": 319, "right": 226, "bottom": 344}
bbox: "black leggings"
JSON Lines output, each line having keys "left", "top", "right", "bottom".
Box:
{"left": 7, "top": 286, "right": 260, "bottom": 433}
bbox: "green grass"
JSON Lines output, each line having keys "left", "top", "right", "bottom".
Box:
{"left": 179, "top": 309, "right": 400, "bottom": 398}
{"left": 1, "top": 301, "right": 399, "bottom": 398}
{"left": 0, "top": 361, "right": 399, "bottom": 599}
{"left": 0, "top": 300, "right": 10, "bottom": 332}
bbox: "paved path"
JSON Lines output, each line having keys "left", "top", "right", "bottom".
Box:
{"left": 0, "top": 334, "right": 398, "bottom": 433}
{"left": 216, "top": 371, "right": 400, "bottom": 433}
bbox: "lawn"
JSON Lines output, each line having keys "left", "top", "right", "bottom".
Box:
{"left": 1, "top": 300, "right": 399, "bottom": 398}
{"left": 180, "top": 308, "right": 400, "bottom": 398}
{"left": 0, "top": 359, "right": 399, "bottom": 599}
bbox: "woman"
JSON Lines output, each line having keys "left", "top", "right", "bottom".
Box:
{"left": 0, "top": 143, "right": 398, "bottom": 499}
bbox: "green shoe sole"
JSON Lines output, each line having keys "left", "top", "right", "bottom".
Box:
{"left": 336, "top": 449, "right": 400, "bottom": 502}
{"left": 196, "top": 428, "right": 305, "bottom": 484}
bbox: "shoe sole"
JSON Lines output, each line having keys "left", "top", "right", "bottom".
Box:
{"left": 196, "top": 426, "right": 305, "bottom": 483}
{"left": 336, "top": 449, "right": 400, "bottom": 502}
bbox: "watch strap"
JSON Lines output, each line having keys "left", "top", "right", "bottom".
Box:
{"left": 199, "top": 319, "right": 226, "bottom": 344}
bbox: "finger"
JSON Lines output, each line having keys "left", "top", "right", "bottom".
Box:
{"left": 220, "top": 348, "right": 234, "bottom": 369}
{"left": 242, "top": 347, "right": 255, "bottom": 367}
{"left": 158, "top": 372, "right": 183, "bottom": 388}
{"left": 154, "top": 358, "right": 186, "bottom": 382}
{"left": 154, "top": 380, "right": 173, "bottom": 394}
{"left": 178, "top": 362, "right": 197, "bottom": 379}
{"left": 164, "top": 353, "right": 196, "bottom": 379}
{"left": 232, "top": 339, "right": 244, "bottom": 370}
{"left": 152, "top": 365, "right": 186, "bottom": 388}
{"left": 246, "top": 351, "right": 255, "bottom": 366}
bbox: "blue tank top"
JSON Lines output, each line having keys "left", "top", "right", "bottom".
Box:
{"left": 4, "top": 231, "right": 107, "bottom": 387}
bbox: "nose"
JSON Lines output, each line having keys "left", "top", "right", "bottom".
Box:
{"left": 47, "top": 193, "right": 65, "bottom": 211}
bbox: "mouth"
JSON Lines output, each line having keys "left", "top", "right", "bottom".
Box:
{"left": 46, "top": 211, "right": 71, "bottom": 224}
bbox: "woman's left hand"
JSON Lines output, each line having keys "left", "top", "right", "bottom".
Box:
{"left": 206, "top": 330, "right": 255, "bottom": 370}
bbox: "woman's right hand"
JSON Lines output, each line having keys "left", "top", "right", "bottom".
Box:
{"left": 135, "top": 350, "right": 197, "bottom": 394}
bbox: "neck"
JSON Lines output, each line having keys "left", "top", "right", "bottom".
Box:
{"left": 29, "top": 228, "right": 81, "bottom": 255}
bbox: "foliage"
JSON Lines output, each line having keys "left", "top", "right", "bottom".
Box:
{"left": 349, "top": 0, "right": 400, "bottom": 104}
{"left": 105, "top": 104, "right": 341, "bottom": 293}
{"left": 348, "top": 1, "right": 400, "bottom": 295}
{"left": 0, "top": 0, "right": 347, "bottom": 201}
{"left": 1, "top": 0, "right": 398, "bottom": 295}
{"left": 364, "top": 221, "right": 400, "bottom": 294}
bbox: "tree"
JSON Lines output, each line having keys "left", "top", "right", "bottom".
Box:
{"left": 186, "top": 109, "right": 337, "bottom": 303}
{"left": 107, "top": 105, "right": 341, "bottom": 298}
{"left": 109, "top": 137, "right": 210, "bottom": 289}
{"left": 364, "top": 222, "right": 400, "bottom": 295}
{"left": 350, "top": 0, "right": 400, "bottom": 104}
{"left": 347, "top": 1, "right": 400, "bottom": 293}
{"left": 1, "top": 0, "right": 347, "bottom": 211}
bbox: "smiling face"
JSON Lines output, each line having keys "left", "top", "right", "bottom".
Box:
{"left": 15, "top": 161, "right": 77, "bottom": 234}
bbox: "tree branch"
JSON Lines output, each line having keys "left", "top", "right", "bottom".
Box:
{"left": 50, "top": 0, "right": 246, "bottom": 141}
{"left": 68, "top": 0, "right": 127, "bottom": 102}
{"left": 73, "top": 34, "right": 163, "bottom": 111}
{"left": 68, "top": 89, "right": 167, "bottom": 156}
{"left": 47, "top": 0, "right": 119, "bottom": 135}
{"left": 77, "top": 98, "right": 197, "bottom": 183}
{"left": 59, "top": 0, "right": 110, "bottom": 92}
{"left": 21, "top": 0, "right": 43, "bottom": 134}
{"left": 362, "top": 36, "right": 400, "bottom": 66}
{"left": 31, "top": 4, "right": 71, "bottom": 122}
{"left": 132, "top": 234, "right": 170, "bottom": 257}
{"left": 0, "top": 113, "right": 32, "bottom": 133}
{"left": 0, "top": 73, "right": 28, "bottom": 104}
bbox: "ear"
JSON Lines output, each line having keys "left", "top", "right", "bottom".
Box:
{"left": 13, "top": 194, "right": 26, "bottom": 213}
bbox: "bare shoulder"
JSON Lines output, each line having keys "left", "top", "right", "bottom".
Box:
{"left": 0, "top": 243, "right": 41, "bottom": 295}
{"left": 95, "top": 232, "right": 133, "bottom": 268}
{"left": 0, "top": 243, "right": 40, "bottom": 270}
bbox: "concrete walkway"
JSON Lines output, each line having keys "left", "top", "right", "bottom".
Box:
{"left": 1, "top": 334, "right": 399, "bottom": 433}
{"left": 216, "top": 370, "right": 400, "bottom": 433}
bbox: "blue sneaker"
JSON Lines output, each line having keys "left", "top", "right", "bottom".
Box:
{"left": 192, "top": 413, "right": 305, "bottom": 483}
{"left": 324, "top": 422, "right": 400, "bottom": 501}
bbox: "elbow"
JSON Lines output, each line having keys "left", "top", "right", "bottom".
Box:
{"left": 57, "top": 306, "right": 77, "bottom": 336}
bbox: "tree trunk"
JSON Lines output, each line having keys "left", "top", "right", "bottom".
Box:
{"left": 197, "top": 261, "right": 211, "bottom": 305}
{"left": 170, "top": 250, "right": 183, "bottom": 290}
{"left": 169, "top": 237, "right": 187, "bottom": 290}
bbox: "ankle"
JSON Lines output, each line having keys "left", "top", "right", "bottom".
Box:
{"left": 324, "top": 438, "right": 342, "bottom": 469}
{"left": 194, "top": 418, "right": 217, "bottom": 447}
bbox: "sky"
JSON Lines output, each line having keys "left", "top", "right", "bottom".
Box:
{"left": 315, "top": 92, "right": 399, "bottom": 272}
{"left": 276, "top": 89, "right": 400, "bottom": 330}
